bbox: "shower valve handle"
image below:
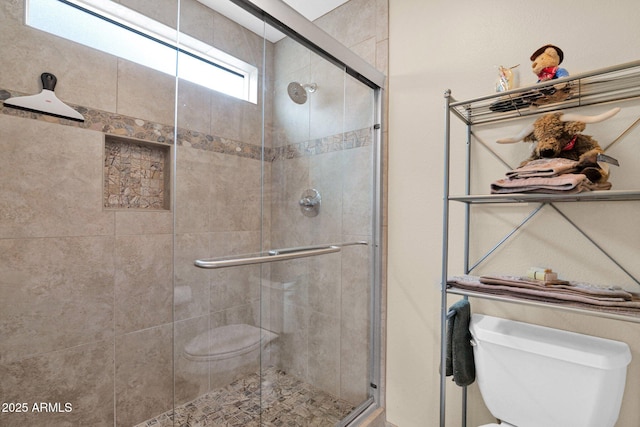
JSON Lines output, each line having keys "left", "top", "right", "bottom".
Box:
{"left": 298, "top": 189, "right": 321, "bottom": 217}
{"left": 299, "top": 196, "right": 319, "bottom": 207}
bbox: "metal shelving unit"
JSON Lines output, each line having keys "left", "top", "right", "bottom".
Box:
{"left": 439, "top": 60, "right": 640, "bottom": 427}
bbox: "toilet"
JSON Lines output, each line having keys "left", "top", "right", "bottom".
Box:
{"left": 183, "top": 323, "right": 278, "bottom": 386}
{"left": 469, "top": 314, "right": 631, "bottom": 427}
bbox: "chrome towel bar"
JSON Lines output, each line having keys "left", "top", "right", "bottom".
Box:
{"left": 194, "top": 241, "right": 368, "bottom": 269}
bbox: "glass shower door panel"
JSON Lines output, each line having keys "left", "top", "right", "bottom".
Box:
{"left": 172, "top": 1, "right": 267, "bottom": 425}
{"left": 173, "top": 1, "right": 378, "bottom": 425}
{"left": 261, "top": 250, "right": 372, "bottom": 424}
{"left": 269, "top": 38, "right": 376, "bottom": 422}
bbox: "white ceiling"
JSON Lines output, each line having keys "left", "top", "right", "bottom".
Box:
{"left": 195, "top": 0, "right": 348, "bottom": 42}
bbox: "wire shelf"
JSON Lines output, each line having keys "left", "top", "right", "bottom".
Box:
{"left": 449, "top": 60, "right": 640, "bottom": 125}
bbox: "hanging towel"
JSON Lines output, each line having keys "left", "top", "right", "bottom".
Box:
{"left": 445, "top": 299, "right": 475, "bottom": 386}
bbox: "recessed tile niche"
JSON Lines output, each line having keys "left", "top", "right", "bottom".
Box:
{"left": 104, "top": 136, "right": 170, "bottom": 210}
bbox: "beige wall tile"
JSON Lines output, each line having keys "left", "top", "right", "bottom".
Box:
{"left": 209, "top": 155, "right": 262, "bottom": 232}
{"left": 115, "top": 324, "right": 173, "bottom": 426}
{"left": 0, "top": 116, "right": 114, "bottom": 239}
{"left": 270, "top": 156, "right": 311, "bottom": 248}
{"left": 179, "top": 0, "right": 215, "bottom": 45}
{"left": 274, "top": 37, "right": 312, "bottom": 79}
{"left": 210, "top": 264, "right": 261, "bottom": 314}
{"left": 0, "top": 341, "right": 114, "bottom": 426}
{"left": 342, "top": 146, "right": 374, "bottom": 236}
{"left": 119, "top": 0, "right": 178, "bottom": 29}
{"left": 307, "top": 151, "right": 343, "bottom": 242}
{"left": 213, "top": 11, "right": 263, "bottom": 67}
{"left": 340, "top": 297, "right": 371, "bottom": 403}
{"left": 177, "top": 79, "right": 212, "bottom": 136}
{"left": 307, "top": 252, "right": 341, "bottom": 316}
{"left": 0, "top": 236, "right": 115, "bottom": 363}
{"left": 376, "top": 0, "right": 389, "bottom": 42}
{"left": 376, "top": 38, "right": 389, "bottom": 77}
{"left": 173, "top": 315, "right": 211, "bottom": 405}
{"left": 209, "top": 230, "right": 262, "bottom": 258}
{"left": 209, "top": 92, "right": 256, "bottom": 144}
{"left": 174, "top": 146, "right": 214, "bottom": 233}
{"left": 279, "top": 302, "right": 309, "bottom": 379}
{"left": 308, "top": 311, "right": 341, "bottom": 396}
{"left": 116, "top": 61, "right": 176, "bottom": 125}
{"left": 115, "top": 210, "right": 173, "bottom": 235}
{"left": 174, "top": 232, "right": 211, "bottom": 321}
{"left": 308, "top": 61, "right": 346, "bottom": 141}
{"left": 316, "top": 0, "right": 377, "bottom": 50}
{"left": 261, "top": 273, "right": 284, "bottom": 335}
{"left": 0, "top": 0, "right": 23, "bottom": 22}
{"left": 270, "top": 258, "right": 310, "bottom": 309}
{"left": 115, "top": 234, "right": 173, "bottom": 334}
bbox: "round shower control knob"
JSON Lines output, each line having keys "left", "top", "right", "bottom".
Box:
{"left": 299, "top": 189, "right": 321, "bottom": 217}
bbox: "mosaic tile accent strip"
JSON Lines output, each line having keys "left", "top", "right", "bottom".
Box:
{"left": 177, "top": 129, "right": 265, "bottom": 160}
{"left": 135, "top": 367, "right": 356, "bottom": 427}
{"left": 104, "top": 137, "right": 169, "bottom": 209}
{"left": 2, "top": 88, "right": 373, "bottom": 164}
{"left": 271, "top": 128, "right": 373, "bottom": 161}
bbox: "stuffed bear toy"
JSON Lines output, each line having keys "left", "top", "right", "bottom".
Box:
{"left": 490, "top": 44, "right": 571, "bottom": 112}
{"left": 530, "top": 44, "right": 569, "bottom": 82}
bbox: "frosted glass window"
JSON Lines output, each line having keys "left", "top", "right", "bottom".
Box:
{"left": 27, "top": 0, "right": 258, "bottom": 103}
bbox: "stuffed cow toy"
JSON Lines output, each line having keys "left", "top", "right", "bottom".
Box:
{"left": 497, "top": 107, "right": 621, "bottom": 183}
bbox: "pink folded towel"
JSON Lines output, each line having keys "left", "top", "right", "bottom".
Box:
{"left": 479, "top": 275, "right": 633, "bottom": 301}
{"left": 448, "top": 275, "right": 640, "bottom": 316}
{"left": 492, "top": 158, "right": 612, "bottom": 194}
{"left": 506, "top": 158, "right": 579, "bottom": 179}
{"left": 491, "top": 173, "right": 589, "bottom": 194}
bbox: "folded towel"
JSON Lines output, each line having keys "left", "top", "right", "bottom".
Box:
{"left": 491, "top": 173, "right": 612, "bottom": 194}
{"left": 448, "top": 275, "right": 640, "bottom": 316}
{"left": 446, "top": 299, "right": 475, "bottom": 387}
{"left": 480, "top": 275, "right": 634, "bottom": 301}
{"left": 506, "top": 158, "right": 579, "bottom": 179}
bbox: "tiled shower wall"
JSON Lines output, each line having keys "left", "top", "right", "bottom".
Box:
{"left": 0, "top": 0, "right": 268, "bottom": 425}
{"left": 0, "top": 0, "right": 388, "bottom": 426}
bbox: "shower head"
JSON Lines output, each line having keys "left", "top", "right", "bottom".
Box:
{"left": 287, "top": 81, "right": 317, "bottom": 104}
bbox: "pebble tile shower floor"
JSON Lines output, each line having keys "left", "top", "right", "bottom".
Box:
{"left": 135, "top": 367, "right": 356, "bottom": 427}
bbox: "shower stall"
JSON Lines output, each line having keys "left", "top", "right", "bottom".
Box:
{"left": 0, "top": 0, "right": 385, "bottom": 426}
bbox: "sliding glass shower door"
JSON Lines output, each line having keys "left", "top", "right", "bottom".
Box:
{"left": 171, "top": 0, "right": 381, "bottom": 425}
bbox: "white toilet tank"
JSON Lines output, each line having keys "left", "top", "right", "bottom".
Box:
{"left": 470, "top": 314, "right": 631, "bottom": 427}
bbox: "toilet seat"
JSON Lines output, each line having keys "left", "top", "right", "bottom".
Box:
{"left": 184, "top": 324, "right": 276, "bottom": 362}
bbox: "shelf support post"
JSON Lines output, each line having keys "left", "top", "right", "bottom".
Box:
{"left": 440, "top": 89, "right": 452, "bottom": 427}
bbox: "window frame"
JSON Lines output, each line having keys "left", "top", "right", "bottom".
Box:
{"left": 26, "top": 0, "right": 259, "bottom": 103}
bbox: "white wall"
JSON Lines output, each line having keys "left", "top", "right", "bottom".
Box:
{"left": 388, "top": 1, "right": 640, "bottom": 426}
